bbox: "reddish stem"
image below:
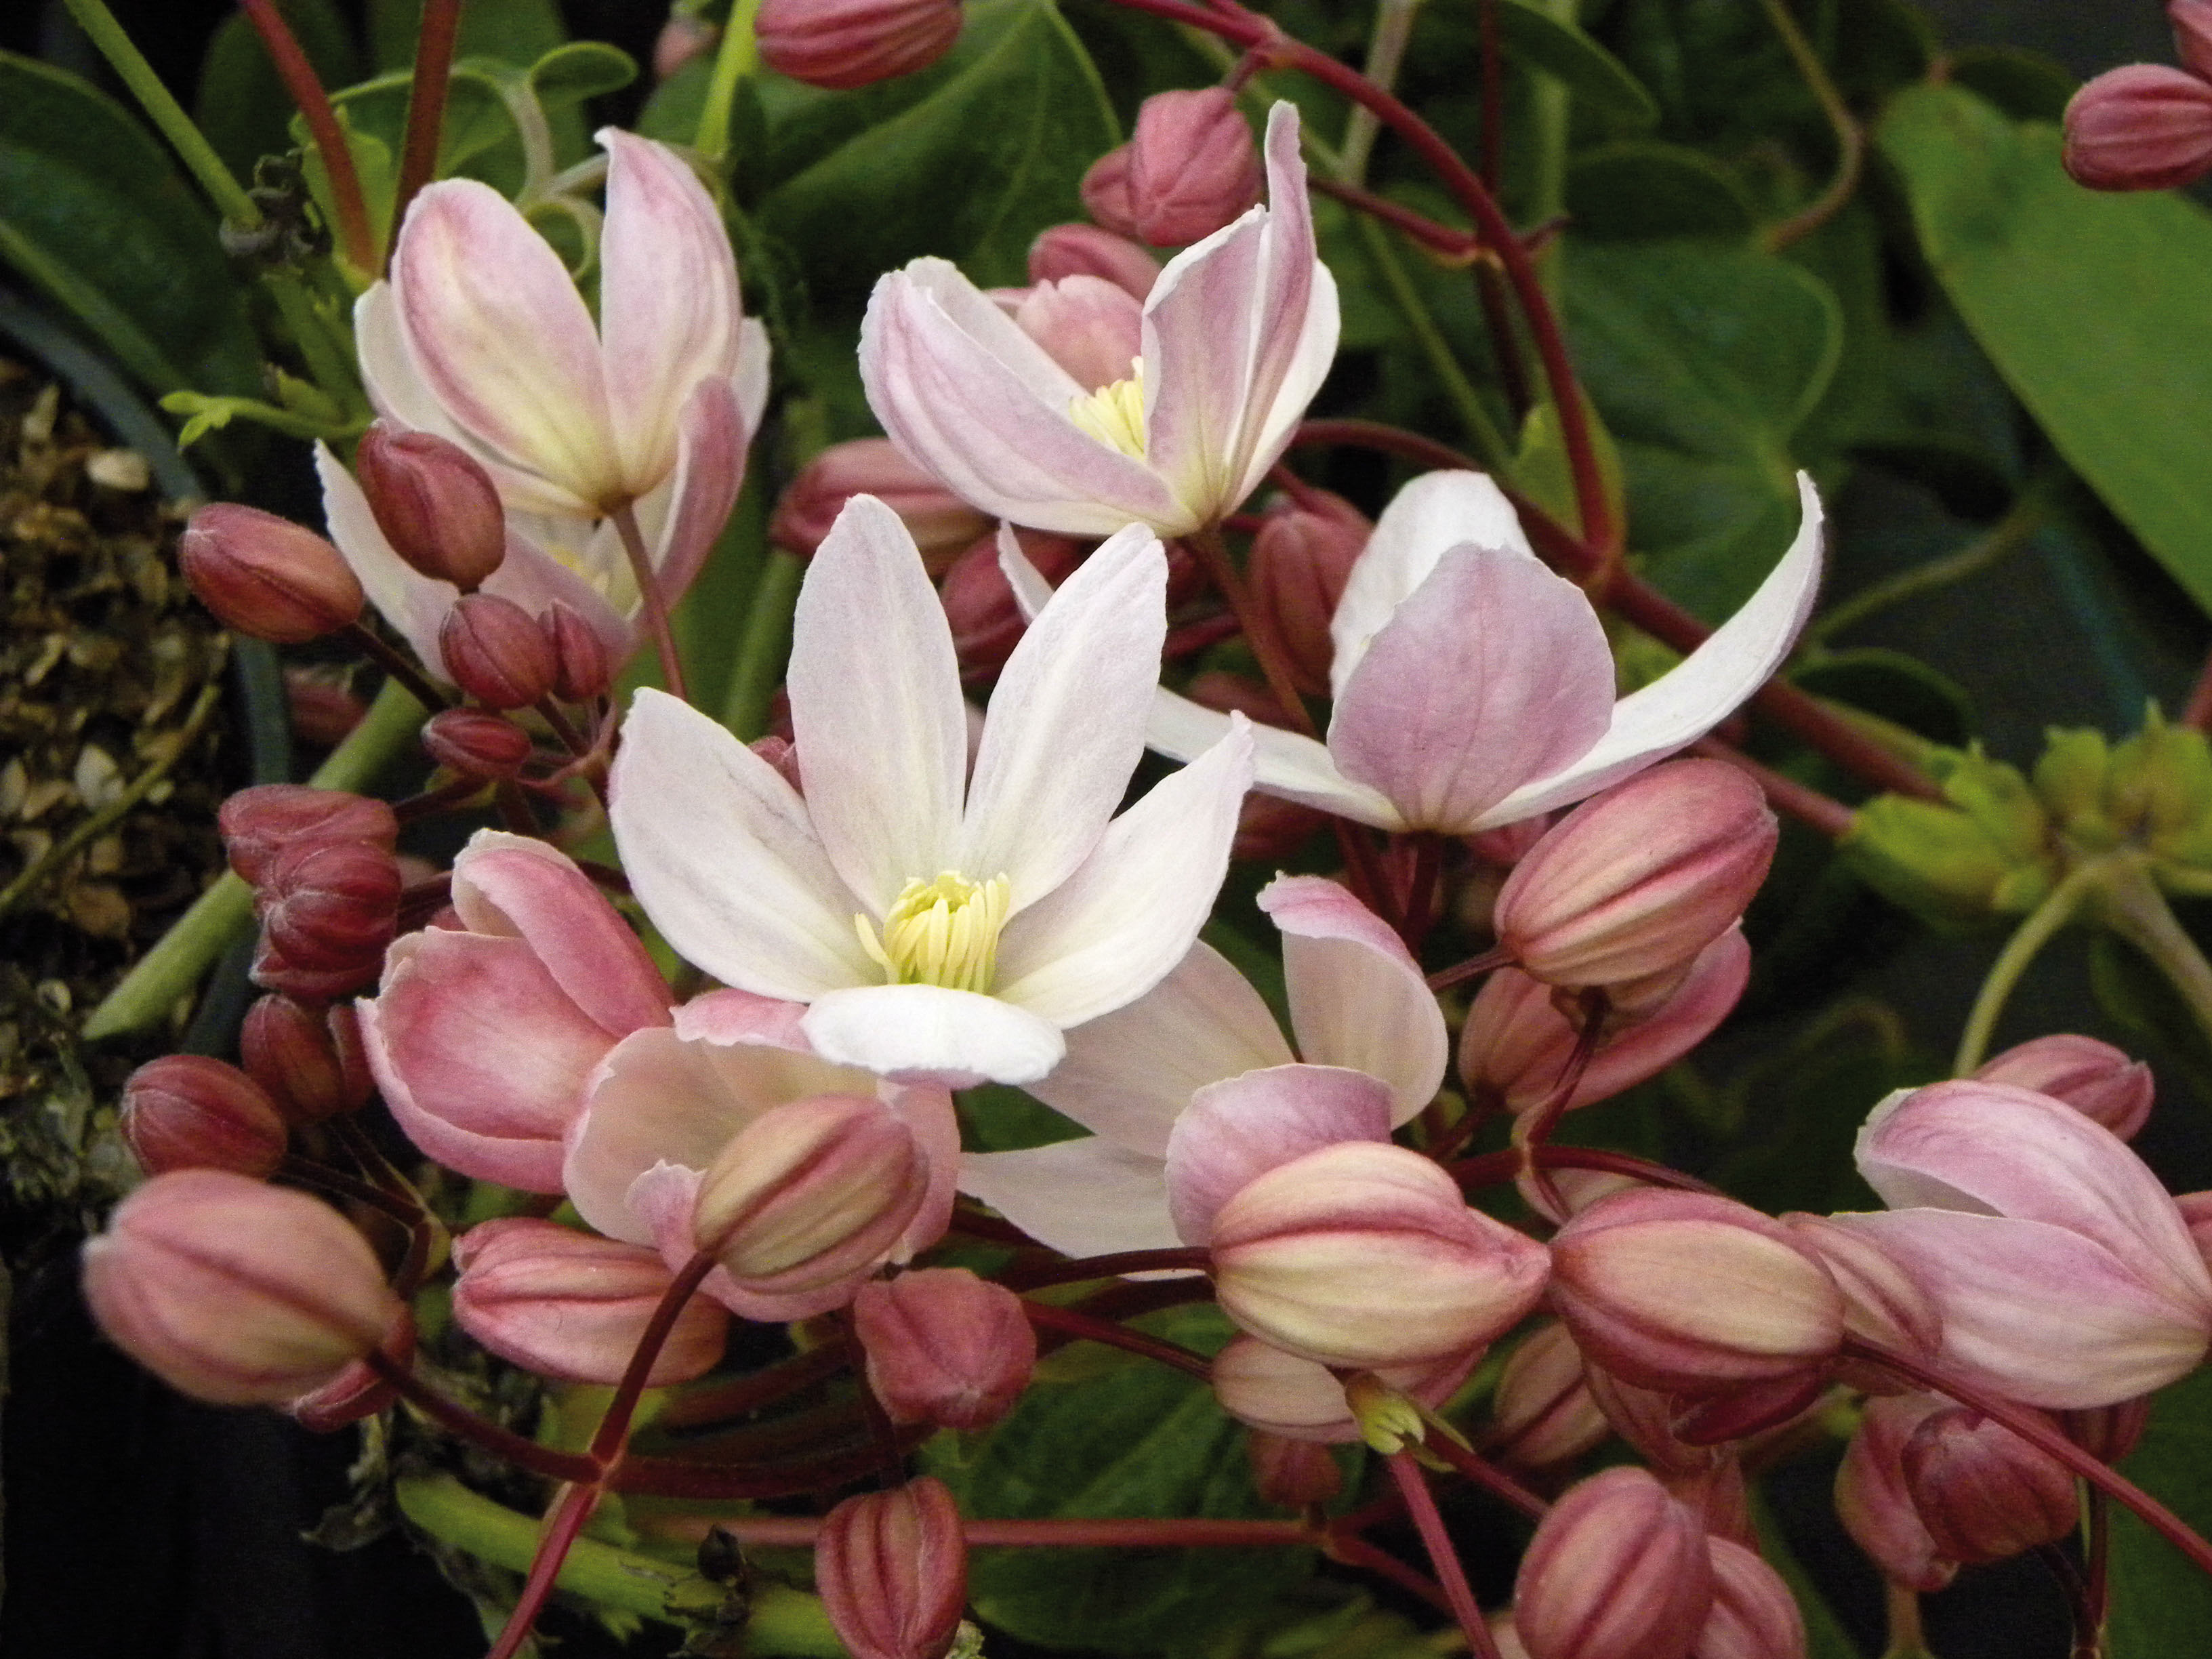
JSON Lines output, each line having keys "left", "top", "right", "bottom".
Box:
{"left": 486, "top": 1480, "right": 602, "bottom": 1659}
{"left": 610, "top": 502, "right": 690, "bottom": 704}
{"left": 236, "top": 0, "right": 375, "bottom": 272}
{"left": 1308, "top": 174, "right": 1478, "bottom": 257}
{"left": 655, "top": 1342, "right": 851, "bottom": 1431}
{"left": 1420, "top": 1428, "right": 1550, "bottom": 1521}
{"left": 342, "top": 620, "right": 450, "bottom": 712}
{"left": 1689, "top": 737, "right": 1854, "bottom": 838}
{"left": 999, "top": 1247, "right": 1212, "bottom": 1290}
{"left": 1428, "top": 944, "right": 1511, "bottom": 994}
{"left": 589, "top": 1250, "right": 718, "bottom": 1465}
{"left": 1023, "top": 1300, "right": 1213, "bottom": 1380}
{"left": 1387, "top": 1452, "right": 1503, "bottom": 1658}
{"left": 363, "top": 1349, "right": 602, "bottom": 1483}
{"left": 1449, "top": 1143, "right": 1725, "bottom": 1195}
{"left": 1294, "top": 417, "right": 1481, "bottom": 474}
{"left": 1324, "top": 1530, "right": 1454, "bottom": 1614}
{"left": 389, "top": 0, "right": 461, "bottom": 265}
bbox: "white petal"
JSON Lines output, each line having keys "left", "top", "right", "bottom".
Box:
{"left": 1142, "top": 207, "right": 1269, "bottom": 518}
{"left": 1149, "top": 688, "right": 1402, "bottom": 828}
{"left": 802, "top": 983, "right": 1067, "bottom": 1087}
{"left": 315, "top": 441, "right": 452, "bottom": 671}
{"left": 995, "top": 519, "right": 1056, "bottom": 621}
{"left": 959, "top": 1138, "right": 1181, "bottom": 1258}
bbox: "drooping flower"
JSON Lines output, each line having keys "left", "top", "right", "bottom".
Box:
{"left": 1145, "top": 470, "right": 1824, "bottom": 834}
{"left": 859, "top": 101, "right": 1338, "bottom": 539}
{"left": 609, "top": 496, "right": 1253, "bottom": 1085}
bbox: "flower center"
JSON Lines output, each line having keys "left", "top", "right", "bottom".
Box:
{"left": 1068, "top": 361, "right": 1147, "bottom": 459}
{"left": 856, "top": 872, "right": 1012, "bottom": 994}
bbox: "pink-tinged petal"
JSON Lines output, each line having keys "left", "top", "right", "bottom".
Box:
{"left": 994, "top": 718, "right": 1254, "bottom": 1027}
{"left": 1149, "top": 687, "right": 1401, "bottom": 827}
{"left": 627, "top": 1160, "right": 865, "bottom": 1322}
{"left": 1329, "top": 545, "right": 1616, "bottom": 832}
{"left": 886, "top": 1079, "right": 963, "bottom": 1259}
{"left": 354, "top": 284, "right": 466, "bottom": 441}
{"left": 1164, "top": 1063, "right": 1393, "bottom": 1245}
{"left": 1213, "top": 1336, "right": 1478, "bottom": 1443}
{"left": 1330, "top": 470, "right": 1535, "bottom": 699}
{"left": 960, "top": 525, "right": 1167, "bottom": 905}
{"left": 959, "top": 1137, "right": 1183, "bottom": 1258}
{"left": 449, "top": 830, "right": 671, "bottom": 1037}
{"left": 1031, "top": 941, "right": 1290, "bottom": 1157}
{"left": 860, "top": 260, "right": 1189, "bottom": 537}
{"left": 392, "top": 180, "right": 619, "bottom": 511}
{"left": 1231, "top": 259, "right": 1338, "bottom": 510}
{"left": 363, "top": 933, "right": 613, "bottom": 1190}
{"left": 1856, "top": 1080, "right": 2212, "bottom": 1313}
{"left": 645, "top": 376, "right": 750, "bottom": 611}
{"left": 611, "top": 689, "right": 878, "bottom": 997}
{"left": 1261, "top": 874, "right": 1446, "bottom": 1124}
{"left": 1836, "top": 1209, "right": 2211, "bottom": 1408}
{"left": 596, "top": 129, "right": 743, "bottom": 493}
{"left": 789, "top": 495, "right": 967, "bottom": 909}
{"left": 1141, "top": 207, "right": 1269, "bottom": 519}
{"left": 674, "top": 987, "right": 814, "bottom": 1050}
{"left": 802, "top": 983, "right": 1067, "bottom": 1087}
{"left": 314, "top": 442, "right": 452, "bottom": 670}
{"left": 1469, "top": 475, "right": 1824, "bottom": 830}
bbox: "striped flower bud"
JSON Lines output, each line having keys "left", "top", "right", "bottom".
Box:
{"left": 758, "top": 0, "right": 962, "bottom": 91}
{"left": 178, "top": 504, "right": 363, "bottom": 643}
{"left": 1902, "top": 1405, "right": 2078, "bottom": 1565}
{"left": 771, "top": 441, "right": 991, "bottom": 570}
{"left": 219, "top": 785, "right": 397, "bottom": 887}
{"left": 440, "top": 592, "right": 557, "bottom": 710}
{"left": 1514, "top": 1466, "right": 1715, "bottom": 1659}
{"left": 354, "top": 422, "right": 506, "bottom": 591}
{"left": 241, "top": 995, "right": 373, "bottom": 1123}
{"left": 1249, "top": 489, "right": 1369, "bottom": 695}
{"left": 119, "top": 1054, "right": 288, "bottom": 1179}
{"left": 817, "top": 1477, "right": 969, "bottom": 1659}
{"left": 256, "top": 838, "right": 401, "bottom": 975}
{"left": 853, "top": 1268, "right": 1036, "bottom": 1430}
{"left": 422, "top": 708, "right": 535, "bottom": 780}
{"left": 1027, "top": 222, "right": 1162, "bottom": 301}
{"left": 1973, "top": 1033, "right": 2154, "bottom": 1140}
{"left": 1084, "top": 89, "right": 1263, "bottom": 247}
{"left": 2064, "top": 64, "right": 2212, "bottom": 191}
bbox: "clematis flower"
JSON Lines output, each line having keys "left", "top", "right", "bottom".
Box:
{"left": 331, "top": 129, "right": 768, "bottom": 676}
{"left": 859, "top": 101, "right": 1337, "bottom": 538}
{"left": 609, "top": 496, "right": 1254, "bottom": 1086}
{"left": 960, "top": 874, "right": 1446, "bottom": 1257}
{"left": 1144, "top": 470, "right": 1824, "bottom": 834}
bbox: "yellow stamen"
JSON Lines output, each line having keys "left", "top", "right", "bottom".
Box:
{"left": 1068, "top": 360, "right": 1147, "bottom": 459}
{"left": 855, "top": 872, "right": 1012, "bottom": 995}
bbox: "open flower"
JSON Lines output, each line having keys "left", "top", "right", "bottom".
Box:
{"left": 1146, "top": 470, "right": 1824, "bottom": 833}
{"left": 859, "top": 101, "right": 1337, "bottom": 538}
{"left": 609, "top": 497, "right": 1254, "bottom": 1086}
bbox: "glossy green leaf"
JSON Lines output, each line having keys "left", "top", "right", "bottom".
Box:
{"left": 1492, "top": 0, "right": 1660, "bottom": 129}
{"left": 1946, "top": 46, "right": 2075, "bottom": 124}
{"left": 0, "top": 54, "right": 258, "bottom": 399}
{"left": 1566, "top": 141, "right": 1756, "bottom": 240}
{"left": 757, "top": 0, "right": 1118, "bottom": 305}
{"left": 1877, "top": 84, "right": 2212, "bottom": 617}
{"left": 193, "top": 0, "right": 361, "bottom": 181}
{"left": 2106, "top": 1366, "right": 2212, "bottom": 1658}
{"left": 528, "top": 41, "right": 636, "bottom": 107}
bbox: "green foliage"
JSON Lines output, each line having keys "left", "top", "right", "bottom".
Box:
{"left": 2108, "top": 1367, "right": 2212, "bottom": 1658}
{"left": 193, "top": 0, "right": 361, "bottom": 182}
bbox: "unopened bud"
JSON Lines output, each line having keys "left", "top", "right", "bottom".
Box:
{"left": 1210, "top": 1140, "right": 1550, "bottom": 1370}
{"left": 2179, "top": 0, "right": 2212, "bottom": 79}
{"left": 1902, "top": 1405, "right": 2078, "bottom": 1564}
{"left": 942, "top": 531, "right": 1083, "bottom": 680}
{"left": 82, "top": 1169, "right": 398, "bottom": 1406}
{"left": 354, "top": 422, "right": 506, "bottom": 590}
{"left": 1487, "top": 1321, "right": 1610, "bottom": 1469}
{"left": 1012, "top": 275, "right": 1144, "bottom": 392}
{"left": 257, "top": 838, "right": 401, "bottom": 974}
{"left": 1583, "top": 1364, "right": 1724, "bottom": 1477}
{"left": 220, "top": 785, "right": 397, "bottom": 887}
{"left": 241, "top": 995, "right": 372, "bottom": 1122}
{"left": 1694, "top": 1537, "right": 1805, "bottom": 1659}
{"left": 1084, "top": 89, "right": 1262, "bottom": 247}
{"left": 772, "top": 440, "right": 991, "bottom": 570}
{"left": 1835, "top": 1393, "right": 1956, "bottom": 1593}
{"left": 1027, "top": 223, "right": 1162, "bottom": 301}
{"left": 251, "top": 933, "right": 381, "bottom": 1001}
{"left": 1513, "top": 1466, "right": 1715, "bottom": 1659}
{"left": 853, "top": 1268, "right": 1036, "bottom": 1430}
{"left": 1974, "top": 1033, "right": 2154, "bottom": 1140}
{"left": 1496, "top": 760, "right": 1776, "bottom": 989}
{"left": 1249, "top": 491, "right": 1369, "bottom": 695}
{"left": 1549, "top": 1189, "right": 1843, "bottom": 1395}
{"left": 178, "top": 504, "right": 363, "bottom": 642}
{"left": 441, "top": 592, "right": 557, "bottom": 710}
{"left": 2064, "top": 64, "right": 2212, "bottom": 190}
{"left": 1248, "top": 1431, "right": 1343, "bottom": 1507}
{"left": 120, "top": 1054, "right": 288, "bottom": 1178}
{"left": 817, "top": 1477, "right": 970, "bottom": 1659}
{"left": 1779, "top": 1212, "right": 1942, "bottom": 1372}
{"left": 289, "top": 1306, "right": 413, "bottom": 1431}
{"left": 693, "top": 1095, "right": 929, "bottom": 1296}
{"left": 2059, "top": 1394, "right": 2152, "bottom": 1463}
{"left": 545, "top": 602, "right": 613, "bottom": 702}
{"left": 758, "top": 0, "right": 962, "bottom": 89}
{"left": 422, "top": 708, "right": 535, "bottom": 780}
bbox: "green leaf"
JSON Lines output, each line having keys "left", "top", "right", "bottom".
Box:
{"left": 756, "top": 0, "right": 1119, "bottom": 306}
{"left": 0, "top": 54, "right": 258, "bottom": 399}
{"left": 1876, "top": 84, "right": 2212, "bottom": 617}
{"left": 1566, "top": 141, "right": 1756, "bottom": 240}
{"left": 1490, "top": 0, "right": 1659, "bottom": 129}
{"left": 529, "top": 41, "right": 637, "bottom": 107}
{"left": 194, "top": 0, "right": 361, "bottom": 181}
{"left": 2106, "top": 1366, "right": 2212, "bottom": 1658}
{"left": 1946, "top": 46, "right": 2076, "bottom": 124}
{"left": 1561, "top": 236, "right": 1843, "bottom": 617}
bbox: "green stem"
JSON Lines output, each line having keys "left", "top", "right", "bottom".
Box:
{"left": 264, "top": 272, "right": 364, "bottom": 413}
{"left": 58, "top": 0, "right": 263, "bottom": 228}
{"left": 2092, "top": 857, "right": 2212, "bottom": 1061}
{"left": 1952, "top": 856, "right": 2109, "bottom": 1075}
{"left": 1352, "top": 216, "right": 1513, "bottom": 470}
{"left": 1751, "top": 0, "right": 1866, "bottom": 251}
{"left": 693, "top": 0, "right": 766, "bottom": 169}
{"left": 82, "top": 678, "right": 428, "bottom": 1040}
{"left": 1808, "top": 488, "right": 2052, "bottom": 649}
{"left": 721, "top": 550, "right": 803, "bottom": 739}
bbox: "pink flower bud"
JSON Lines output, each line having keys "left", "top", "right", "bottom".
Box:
{"left": 693, "top": 1094, "right": 930, "bottom": 1297}
{"left": 1668, "top": 1369, "right": 1830, "bottom": 1448}
{"left": 758, "top": 0, "right": 962, "bottom": 89}
{"left": 1549, "top": 1189, "right": 1843, "bottom": 1395}
{"left": 1247, "top": 1431, "right": 1344, "bottom": 1507}
{"left": 1249, "top": 490, "right": 1369, "bottom": 695}
{"left": 354, "top": 422, "right": 506, "bottom": 591}
{"left": 1780, "top": 1212, "right": 1942, "bottom": 1370}
{"left": 1027, "top": 223, "right": 1162, "bottom": 301}
{"left": 257, "top": 838, "right": 401, "bottom": 975}
{"left": 440, "top": 592, "right": 558, "bottom": 710}
{"left": 1902, "top": 1405, "right": 2078, "bottom": 1565}
{"left": 1210, "top": 1334, "right": 1476, "bottom": 1443}
{"left": 1973, "top": 1033, "right": 2154, "bottom": 1140}
{"left": 1086, "top": 89, "right": 1263, "bottom": 247}
{"left": 220, "top": 785, "right": 397, "bottom": 887}
{"left": 817, "top": 1477, "right": 969, "bottom": 1659}
{"left": 1487, "top": 1320, "right": 1610, "bottom": 1469}
{"left": 772, "top": 440, "right": 991, "bottom": 570}
{"left": 1583, "top": 1363, "right": 1725, "bottom": 1477}
{"left": 1210, "top": 1140, "right": 1551, "bottom": 1370}
{"left": 1012, "top": 275, "right": 1145, "bottom": 392}
{"left": 82, "top": 1169, "right": 398, "bottom": 1406}
{"left": 1496, "top": 760, "right": 1776, "bottom": 989}
{"left": 119, "top": 1055, "right": 288, "bottom": 1178}
{"left": 1513, "top": 1466, "right": 1715, "bottom": 1659}
{"left": 2064, "top": 64, "right": 2212, "bottom": 190}
{"left": 451, "top": 1218, "right": 729, "bottom": 1386}
{"left": 853, "top": 1268, "right": 1036, "bottom": 1430}
{"left": 178, "top": 504, "right": 363, "bottom": 643}
{"left": 2059, "top": 1393, "right": 2151, "bottom": 1463}
{"left": 250, "top": 933, "right": 380, "bottom": 1001}
{"left": 941, "top": 530, "right": 1084, "bottom": 680}
{"left": 1692, "top": 1538, "right": 1804, "bottom": 1659}
{"left": 1835, "top": 1393, "right": 1956, "bottom": 1593}
{"left": 241, "top": 995, "right": 373, "bottom": 1123}
{"left": 2178, "top": 0, "right": 2212, "bottom": 79}
{"left": 287, "top": 1305, "right": 413, "bottom": 1431}
{"left": 422, "top": 708, "right": 535, "bottom": 780}
{"left": 286, "top": 666, "right": 367, "bottom": 747}
{"left": 546, "top": 602, "right": 613, "bottom": 702}
{"left": 1460, "top": 928, "right": 1750, "bottom": 1117}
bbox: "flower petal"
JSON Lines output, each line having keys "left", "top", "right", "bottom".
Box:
{"left": 1261, "top": 874, "right": 1446, "bottom": 1124}
{"left": 611, "top": 688, "right": 876, "bottom": 997}
{"left": 788, "top": 495, "right": 967, "bottom": 909}
{"left": 1329, "top": 546, "right": 1615, "bottom": 832}
{"left": 960, "top": 524, "right": 1166, "bottom": 905}
{"left": 994, "top": 718, "right": 1254, "bottom": 1027}
{"left": 644, "top": 375, "right": 750, "bottom": 613}
{"left": 1165, "top": 1063, "right": 1395, "bottom": 1245}
{"left": 628, "top": 1161, "right": 866, "bottom": 1322}
{"left": 1141, "top": 207, "right": 1268, "bottom": 518}
{"left": 801, "top": 983, "right": 1067, "bottom": 1087}
{"left": 314, "top": 440, "right": 451, "bottom": 670}
{"left": 1149, "top": 687, "right": 1401, "bottom": 827}
{"left": 959, "top": 1137, "right": 1182, "bottom": 1258}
